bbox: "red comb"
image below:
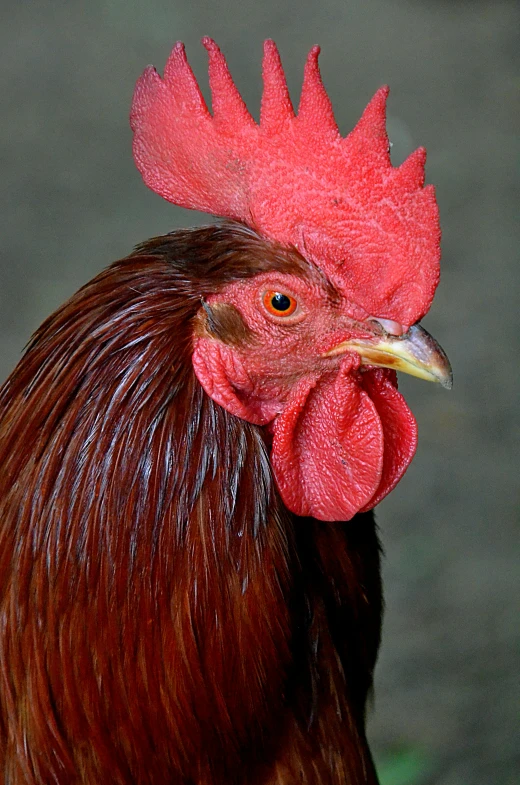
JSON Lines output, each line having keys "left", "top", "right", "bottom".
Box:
{"left": 131, "top": 39, "right": 440, "bottom": 325}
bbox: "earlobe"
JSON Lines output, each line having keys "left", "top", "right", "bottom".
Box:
{"left": 192, "top": 338, "right": 281, "bottom": 425}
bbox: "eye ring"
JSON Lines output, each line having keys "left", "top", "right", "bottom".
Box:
{"left": 262, "top": 291, "right": 298, "bottom": 317}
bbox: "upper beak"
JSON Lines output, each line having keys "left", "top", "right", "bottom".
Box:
{"left": 324, "top": 323, "right": 453, "bottom": 389}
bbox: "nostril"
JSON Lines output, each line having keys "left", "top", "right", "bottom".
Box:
{"left": 369, "top": 317, "right": 405, "bottom": 336}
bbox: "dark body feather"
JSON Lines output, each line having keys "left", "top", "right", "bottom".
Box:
{"left": 0, "top": 223, "right": 382, "bottom": 784}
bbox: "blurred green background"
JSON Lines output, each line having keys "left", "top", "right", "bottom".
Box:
{"left": 1, "top": 1, "right": 518, "bottom": 783}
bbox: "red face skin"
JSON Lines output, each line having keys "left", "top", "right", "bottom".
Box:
{"left": 192, "top": 268, "right": 418, "bottom": 522}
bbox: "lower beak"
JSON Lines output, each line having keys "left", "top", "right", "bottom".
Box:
{"left": 325, "top": 323, "right": 453, "bottom": 389}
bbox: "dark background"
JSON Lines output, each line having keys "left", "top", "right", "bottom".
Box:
{"left": 1, "top": 1, "right": 518, "bottom": 783}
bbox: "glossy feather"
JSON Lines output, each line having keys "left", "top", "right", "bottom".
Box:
{"left": 0, "top": 224, "right": 382, "bottom": 784}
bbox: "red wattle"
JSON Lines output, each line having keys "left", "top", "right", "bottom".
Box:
{"left": 270, "top": 362, "right": 384, "bottom": 522}
{"left": 358, "top": 369, "right": 418, "bottom": 511}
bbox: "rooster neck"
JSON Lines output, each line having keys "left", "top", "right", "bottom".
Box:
{"left": 0, "top": 223, "right": 382, "bottom": 785}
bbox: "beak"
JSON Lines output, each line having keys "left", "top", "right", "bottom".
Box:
{"left": 325, "top": 323, "right": 453, "bottom": 389}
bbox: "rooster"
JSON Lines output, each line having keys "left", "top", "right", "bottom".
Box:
{"left": 0, "top": 39, "right": 451, "bottom": 785}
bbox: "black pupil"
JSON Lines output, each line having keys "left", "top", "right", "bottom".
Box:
{"left": 271, "top": 293, "right": 292, "bottom": 312}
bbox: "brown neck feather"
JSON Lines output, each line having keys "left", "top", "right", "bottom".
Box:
{"left": 0, "top": 223, "right": 381, "bottom": 785}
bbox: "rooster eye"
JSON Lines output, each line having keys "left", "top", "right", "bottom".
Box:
{"left": 262, "top": 291, "right": 298, "bottom": 317}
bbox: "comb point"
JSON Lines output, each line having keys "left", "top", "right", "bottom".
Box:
{"left": 297, "top": 44, "right": 338, "bottom": 136}
{"left": 260, "top": 39, "right": 294, "bottom": 131}
{"left": 345, "top": 85, "right": 390, "bottom": 160}
{"left": 396, "top": 146, "right": 427, "bottom": 189}
{"left": 161, "top": 42, "right": 209, "bottom": 119}
{"left": 203, "top": 36, "right": 254, "bottom": 127}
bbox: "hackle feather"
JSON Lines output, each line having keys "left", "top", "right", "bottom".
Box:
{"left": 0, "top": 224, "right": 382, "bottom": 784}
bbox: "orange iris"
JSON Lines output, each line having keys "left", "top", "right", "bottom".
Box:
{"left": 262, "top": 291, "right": 298, "bottom": 317}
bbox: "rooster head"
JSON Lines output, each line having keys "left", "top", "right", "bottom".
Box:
{"left": 130, "top": 39, "right": 451, "bottom": 521}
